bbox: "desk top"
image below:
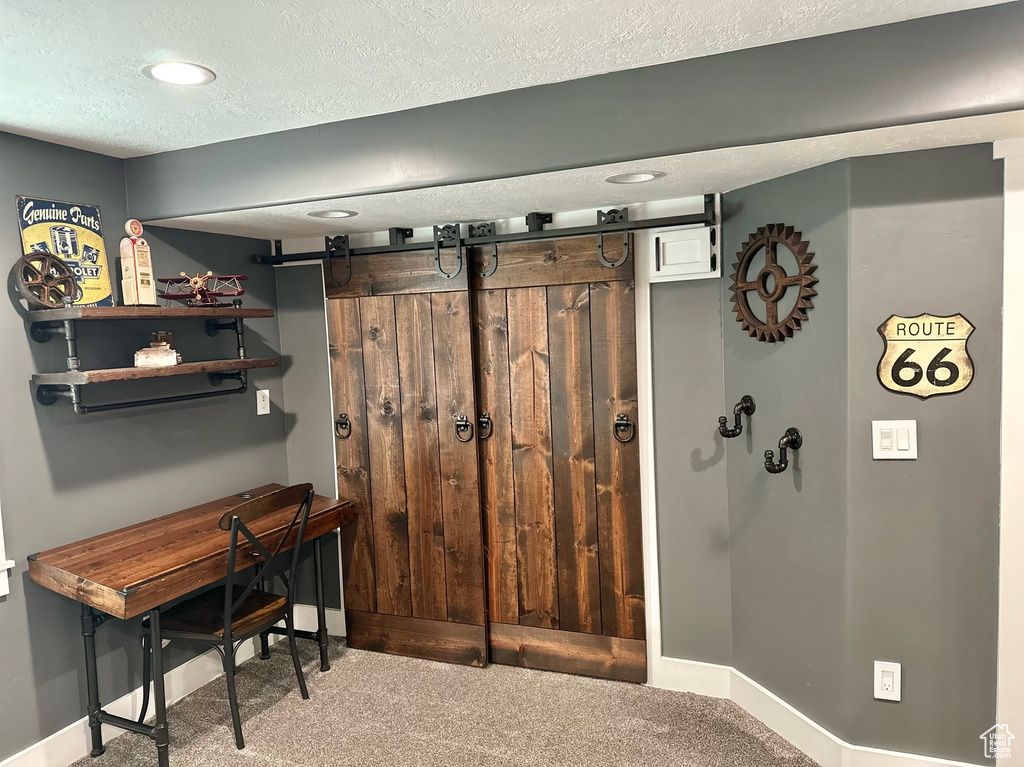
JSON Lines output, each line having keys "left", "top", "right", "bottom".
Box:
{"left": 28, "top": 484, "right": 355, "bottom": 620}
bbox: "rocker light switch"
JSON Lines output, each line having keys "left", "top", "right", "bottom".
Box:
{"left": 872, "top": 420, "right": 917, "bottom": 460}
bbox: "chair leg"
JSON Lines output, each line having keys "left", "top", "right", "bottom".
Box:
{"left": 137, "top": 634, "right": 152, "bottom": 724}
{"left": 284, "top": 612, "right": 309, "bottom": 700}
{"left": 259, "top": 631, "right": 270, "bottom": 660}
{"left": 223, "top": 651, "right": 245, "bottom": 749}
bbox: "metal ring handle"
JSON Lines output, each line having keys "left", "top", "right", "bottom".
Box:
{"left": 454, "top": 414, "right": 474, "bottom": 443}
{"left": 478, "top": 412, "right": 493, "bottom": 440}
{"left": 335, "top": 413, "right": 351, "bottom": 440}
{"left": 614, "top": 413, "right": 635, "bottom": 443}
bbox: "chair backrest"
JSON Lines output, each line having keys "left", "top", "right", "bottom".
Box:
{"left": 219, "top": 484, "right": 315, "bottom": 643}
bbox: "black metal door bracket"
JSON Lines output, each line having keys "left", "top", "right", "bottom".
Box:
{"left": 597, "top": 209, "right": 630, "bottom": 268}
{"left": 324, "top": 235, "right": 352, "bottom": 288}
{"left": 433, "top": 224, "right": 463, "bottom": 279}
{"left": 470, "top": 222, "right": 498, "bottom": 277}
{"left": 454, "top": 413, "right": 474, "bottom": 442}
{"left": 477, "top": 412, "right": 493, "bottom": 440}
{"left": 614, "top": 413, "right": 636, "bottom": 443}
{"left": 335, "top": 413, "right": 351, "bottom": 440}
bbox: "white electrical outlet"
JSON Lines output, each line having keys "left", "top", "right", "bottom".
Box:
{"left": 256, "top": 389, "right": 271, "bottom": 416}
{"left": 874, "top": 660, "right": 902, "bottom": 701}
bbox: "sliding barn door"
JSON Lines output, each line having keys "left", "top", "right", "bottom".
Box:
{"left": 470, "top": 235, "right": 647, "bottom": 682}
{"left": 327, "top": 251, "right": 488, "bottom": 666}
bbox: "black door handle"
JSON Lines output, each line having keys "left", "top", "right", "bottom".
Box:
{"left": 478, "top": 412, "right": 493, "bottom": 440}
{"left": 335, "top": 413, "right": 351, "bottom": 440}
{"left": 614, "top": 413, "right": 635, "bottom": 443}
{"left": 454, "top": 414, "right": 474, "bottom": 443}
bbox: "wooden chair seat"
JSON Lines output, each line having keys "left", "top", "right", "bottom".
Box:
{"left": 152, "top": 586, "right": 287, "bottom": 638}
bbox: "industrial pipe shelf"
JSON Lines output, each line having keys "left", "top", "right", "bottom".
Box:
{"left": 31, "top": 358, "right": 277, "bottom": 387}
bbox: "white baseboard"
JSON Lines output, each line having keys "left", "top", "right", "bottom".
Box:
{"left": 651, "top": 656, "right": 985, "bottom": 767}
{"left": 0, "top": 607, "right": 345, "bottom": 767}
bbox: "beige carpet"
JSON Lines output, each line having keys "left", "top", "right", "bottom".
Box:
{"left": 73, "top": 639, "right": 818, "bottom": 767}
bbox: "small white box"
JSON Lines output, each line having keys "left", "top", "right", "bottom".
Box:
{"left": 872, "top": 420, "right": 917, "bottom": 460}
{"left": 649, "top": 225, "right": 719, "bottom": 282}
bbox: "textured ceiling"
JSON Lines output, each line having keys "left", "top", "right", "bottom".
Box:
{"left": 2, "top": 0, "right": 1010, "bottom": 158}
{"left": 151, "top": 111, "right": 1024, "bottom": 239}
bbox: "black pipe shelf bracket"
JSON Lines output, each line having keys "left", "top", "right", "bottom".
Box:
{"left": 251, "top": 195, "right": 720, "bottom": 268}
{"left": 27, "top": 306, "right": 276, "bottom": 415}
{"left": 719, "top": 395, "right": 756, "bottom": 438}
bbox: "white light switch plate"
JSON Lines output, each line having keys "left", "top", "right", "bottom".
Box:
{"left": 256, "top": 389, "right": 271, "bottom": 416}
{"left": 872, "top": 420, "right": 917, "bottom": 460}
{"left": 874, "top": 660, "right": 902, "bottom": 701}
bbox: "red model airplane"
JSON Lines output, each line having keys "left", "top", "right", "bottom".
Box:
{"left": 158, "top": 272, "right": 247, "bottom": 308}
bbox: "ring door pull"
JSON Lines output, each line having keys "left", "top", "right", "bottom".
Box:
{"left": 454, "top": 414, "right": 475, "bottom": 443}
{"left": 719, "top": 395, "right": 756, "bottom": 438}
{"left": 765, "top": 427, "right": 803, "bottom": 474}
{"left": 477, "top": 412, "right": 493, "bottom": 440}
{"left": 613, "top": 413, "right": 635, "bottom": 444}
{"left": 335, "top": 413, "right": 351, "bottom": 440}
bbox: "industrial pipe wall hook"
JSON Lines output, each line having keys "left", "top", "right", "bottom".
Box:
{"left": 764, "top": 427, "right": 803, "bottom": 474}
{"left": 719, "top": 395, "right": 756, "bottom": 438}
{"left": 433, "top": 224, "right": 464, "bottom": 279}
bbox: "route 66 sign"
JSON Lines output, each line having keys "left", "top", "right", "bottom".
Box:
{"left": 877, "top": 313, "right": 975, "bottom": 399}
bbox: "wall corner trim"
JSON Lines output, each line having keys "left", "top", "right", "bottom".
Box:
{"left": 0, "top": 608, "right": 345, "bottom": 767}
{"left": 993, "top": 138, "right": 1024, "bottom": 159}
{"left": 650, "top": 656, "right": 987, "bottom": 767}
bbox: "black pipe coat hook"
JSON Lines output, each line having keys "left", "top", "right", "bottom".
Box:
{"left": 765, "top": 428, "right": 803, "bottom": 474}
{"left": 719, "top": 395, "right": 755, "bottom": 438}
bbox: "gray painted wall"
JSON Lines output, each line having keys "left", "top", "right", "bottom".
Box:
{"left": 124, "top": 3, "right": 1024, "bottom": 220}
{"left": 651, "top": 279, "right": 732, "bottom": 664}
{"left": 655, "top": 147, "right": 1001, "bottom": 762}
{"left": 722, "top": 161, "right": 853, "bottom": 739}
{"left": 845, "top": 146, "right": 1002, "bottom": 761}
{"left": 0, "top": 132, "right": 287, "bottom": 762}
{"left": 276, "top": 263, "right": 342, "bottom": 611}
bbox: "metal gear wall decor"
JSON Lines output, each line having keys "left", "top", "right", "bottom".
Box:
{"left": 11, "top": 251, "right": 81, "bottom": 309}
{"left": 730, "top": 223, "right": 817, "bottom": 343}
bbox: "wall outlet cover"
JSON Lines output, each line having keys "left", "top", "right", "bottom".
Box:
{"left": 256, "top": 389, "right": 271, "bottom": 416}
{"left": 874, "top": 660, "right": 902, "bottom": 701}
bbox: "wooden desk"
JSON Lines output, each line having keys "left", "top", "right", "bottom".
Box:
{"left": 29, "top": 485, "right": 355, "bottom": 767}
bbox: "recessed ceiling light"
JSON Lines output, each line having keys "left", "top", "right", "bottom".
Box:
{"left": 605, "top": 171, "right": 666, "bottom": 184}
{"left": 307, "top": 210, "right": 357, "bottom": 219}
{"left": 143, "top": 61, "right": 216, "bottom": 86}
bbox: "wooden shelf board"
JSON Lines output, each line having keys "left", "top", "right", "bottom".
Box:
{"left": 28, "top": 306, "right": 274, "bottom": 322}
{"left": 31, "top": 358, "right": 278, "bottom": 386}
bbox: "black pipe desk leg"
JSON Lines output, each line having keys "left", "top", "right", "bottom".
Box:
{"left": 149, "top": 609, "right": 170, "bottom": 767}
{"left": 81, "top": 605, "right": 105, "bottom": 757}
{"left": 314, "top": 537, "right": 330, "bottom": 671}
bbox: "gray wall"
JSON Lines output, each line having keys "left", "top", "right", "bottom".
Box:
{"left": 276, "top": 263, "right": 342, "bottom": 611}
{"left": 723, "top": 161, "right": 853, "bottom": 739}
{"left": 651, "top": 279, "right": 732, "bottom": 664}
{"left": 654, "top": 146, "right": 1002, "bottom": 762}
{"left": 845, "top": 146, "right": 1002, "bottom": 761}
{"left": 0, "top": 131, "right": 288, "bottom": 762}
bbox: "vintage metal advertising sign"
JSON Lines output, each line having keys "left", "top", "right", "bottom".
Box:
{"left": 15, "top": 195, "right": 114, "bottom": 306}
{"left": 877, "top": 313, "right": 974, "bottom": 399}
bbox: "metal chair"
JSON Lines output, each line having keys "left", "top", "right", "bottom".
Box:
{"left": 139, "top": 483, "right": 315, "bottom": 749}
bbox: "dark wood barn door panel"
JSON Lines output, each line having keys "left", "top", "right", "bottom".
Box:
{"left": 471, "top": 238, "right": 645, "bottom": 682}
{"left": 327, "top": 270, "right": 487, "bottom": 666}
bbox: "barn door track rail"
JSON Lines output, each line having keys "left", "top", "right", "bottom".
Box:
{"left": 255, "top": 194, "right": 718, "bottom": 271}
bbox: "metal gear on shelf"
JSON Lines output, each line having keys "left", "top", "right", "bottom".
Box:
{"left": 730, "top": 223, "right": 817, "bottom": 343}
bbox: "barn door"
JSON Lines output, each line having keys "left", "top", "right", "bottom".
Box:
{"left": 327, "top": 251, "right": 488, "bottom": 666}
{"left": 470, "top": 235, "right": 647, "bottom": 683}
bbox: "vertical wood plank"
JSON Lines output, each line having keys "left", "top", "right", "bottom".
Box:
{"left": 395, "top": 294, "right": 447, "bottom": 622}
{"left": 472, "top": 289, "right": 519, "bottom": 625}
{"left": 590, "top": 281, "right": 645, "bottom": 639}
{"left": 327, "top": 299, "right": 376, "bottom": 613}
{"left": 432, "top": 292, "right": 487, "bottom": 626}
{"left": 359, "top": 295, "right": 412, "bottom": 617}
{"left": 507, "top": 287, "right": 559, "bottom": 629}
{"left": 547, "top": 284, "right": 602, "bottom": 634}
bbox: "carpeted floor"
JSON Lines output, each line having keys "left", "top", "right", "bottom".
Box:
{"left": 73, "top": 639, "right": 818, "bottom": 767}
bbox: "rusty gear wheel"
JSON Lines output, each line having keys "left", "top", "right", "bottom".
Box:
{"left": 11, "top": 251, "right": 82, "bottom": 309}
{"left": 730, "top": 223, "right": 817, "bottom": 343}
